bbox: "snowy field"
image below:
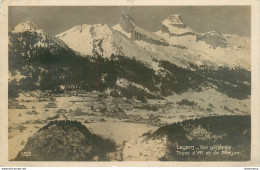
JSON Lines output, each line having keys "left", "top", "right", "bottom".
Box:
{"left": 8, "top": 89, "right": 250, "bottom": 160}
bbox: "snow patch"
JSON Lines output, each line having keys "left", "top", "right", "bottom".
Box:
{"left": 116, "top": 78, "right": 130, "bottom": 88}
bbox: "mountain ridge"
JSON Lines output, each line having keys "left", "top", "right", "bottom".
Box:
{"left": 55, "top": 12, "right": 250, "bottom": 69}
{"left": 8, "top": 14, "right": 251, "bottom": 101}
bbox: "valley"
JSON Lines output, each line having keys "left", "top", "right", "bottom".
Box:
{"left": 8, "top": 88, "right": 250, "bottom": 160}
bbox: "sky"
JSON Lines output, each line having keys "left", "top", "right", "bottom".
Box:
{"left": 9, "top": 6, "right": 251, "bottom": 37}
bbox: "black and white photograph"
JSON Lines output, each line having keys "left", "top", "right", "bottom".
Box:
{"left": 6, "top": 5, "right": 254, "bottom": 162}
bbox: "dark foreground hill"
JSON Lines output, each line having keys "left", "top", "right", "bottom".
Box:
{"left": 149, "top": 115, "right": 251, "bottom": 161}
{"left": 15, "top": 120, "right": 117, "bottom": 161}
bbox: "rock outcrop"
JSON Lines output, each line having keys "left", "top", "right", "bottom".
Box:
{"left": 131, "top": 27, "right": 169, "bottom": 46}
{"left": 115, "top": 11, "right": 169, "bottom": 46}
{"left": 160, "top": 14, "right": 228, "bottom": 48}
{"left": 196, "top": 31, "right": 228, "bottom": 48}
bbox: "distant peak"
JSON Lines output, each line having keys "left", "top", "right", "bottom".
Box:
{"left": 12, "top": 21, "right": 43, "bottom": 34}
{"left": 161, "top": 14, "right": 194, "bottom": 35}
{"left": 162, "top": 14, "right": 186, "bottom": 29}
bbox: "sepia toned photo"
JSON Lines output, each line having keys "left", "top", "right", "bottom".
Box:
{"left": 5, "top": 4, "right": 255, "bottom": 163}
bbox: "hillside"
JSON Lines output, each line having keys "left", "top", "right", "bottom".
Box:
{"left": 8, "top": 13, "right": 251, "bottom": 101}
{"left": 15, "top": 120, "right": 117, "bottom": 161}
{"left": 153, "top": 115, "right": 250, "bottom": 161}
{"left": 122, "top": 115, "right": 250, "bottom": 161}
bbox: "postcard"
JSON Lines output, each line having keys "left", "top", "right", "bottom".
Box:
{"left": 0, "top": 0, "right": 259, "bottom": 167}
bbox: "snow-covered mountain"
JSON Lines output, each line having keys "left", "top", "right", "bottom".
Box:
{"left": 8, "top": 21, "right": 82, "bottom": 89}
{"left": 8, "top": 14, "right": 251, "bottom": 101}
{"left": 12, "top": 21, "right": 43, "bottom": 34}
{"left": 9, "top": 20, "right": 73, "bottom": 74}
{"left": 159, "top": 14, "right": 228, "bottom": 48}
{"left": 154, "top": 14, "right": 250, "bottom": 68}
{"left": 56, "top": 23, "right": 158, "bottom": 67}
{"left": 56, "top": 12, "right": 250, "bottom": 69}
{"left": 10, "top": 21, "right": 68, "bottom": 51}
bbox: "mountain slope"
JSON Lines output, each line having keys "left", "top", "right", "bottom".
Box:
{"left": 123, "top": 115, "right": 250, "bottom": 161}
{"left": 8, "top": 21, "right": 92, "bottom": 93}
{"left": 56, "top": 24, "right": 158, "bottom": 66}
{"left": 55, "top": 12, "right": 250, "bottom": 69}
{"left": 9, "top": 17, "right": 251, "bottom": 101}
{"left": 10, "top": 21, "right": 68, "bottom": 51}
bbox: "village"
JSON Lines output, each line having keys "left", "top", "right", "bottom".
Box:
{"left": 8, "top": 88, "right": 250, "bottom": 160}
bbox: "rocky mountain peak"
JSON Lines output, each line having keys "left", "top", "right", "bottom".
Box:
{"left": 113, "top": 12, "right": 169, "bottom": 46}
{"left": 161, "top": 14, "right": 194, "bottom": 35}
{"left": 118, "top": 11, "right": 136, "bottom": 33}
{"left": 163, "top": 14, "right": 187, "bottom": 29}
